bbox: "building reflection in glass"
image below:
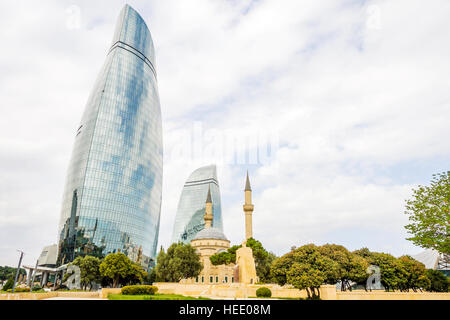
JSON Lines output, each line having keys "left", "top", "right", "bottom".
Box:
{"left": 57, "top": 5, "right": 162, "bottom": 270}
{"left": 171, "top": 165, "right": 223, "bottom": 244}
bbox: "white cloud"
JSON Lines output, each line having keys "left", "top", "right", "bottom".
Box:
{"left": 1, "top": 0, "right": 449, "bottom": 266}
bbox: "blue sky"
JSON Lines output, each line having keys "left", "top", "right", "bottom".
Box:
{"left": 0, "top": 0, "right": 449, "bottom": 267}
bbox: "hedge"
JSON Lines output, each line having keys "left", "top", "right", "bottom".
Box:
{"left": 256, "top": 287, "right": 272, "bottom": 298}
{"left": 121, "top": 285, "right": 158, "bottom": 295}
{"left": 7, "top": 287, "right": 30, "bottom": 293}
{"left": 32, "top": 285, "right": 43, "bottom": 291}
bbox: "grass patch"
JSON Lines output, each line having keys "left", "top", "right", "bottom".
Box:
{"left": 108, "top": 294, "right": 212, "bottom": 300}
{"left": 1, "top": 290, "right": 47, "bottom": 294}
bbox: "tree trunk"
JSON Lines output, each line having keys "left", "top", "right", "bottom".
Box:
{"left": 347, "top": 281, "right": 353, "bottom": 292}
{"left": 306, "top": 287, "right": 311, "bottom": 299}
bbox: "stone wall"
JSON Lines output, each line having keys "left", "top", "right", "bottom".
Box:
{"left": 153, "top": 282, "right": 309, "bottom": 299}
{"left": 0, "top": 291, "right": 101, "bottom": 300}
{"left": 2, "top": 286, "right": 449, "bottom": 300}
{"left": 335, "top": 290, "right": 450, "bottom": 300}
{"left": 154, "top": 283, "right": 450, "bottom": 300}
{"left": 100, "top": 288, "right": 122, "bottom": 299}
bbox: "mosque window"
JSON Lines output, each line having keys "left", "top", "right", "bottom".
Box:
{"left": 231, "top": 277, "right": 234, "bottom": 283}
{"left": 216, "top": 276, "right": 219, "bottom": 283}
{"left": 224, "top": 276, "right": 228, "bottom": 283}
{"left": 201, "top": 276, "right": 204, "bottom": 283}
{"left": 210, "top": 276, "right": 213, "bottom": 283}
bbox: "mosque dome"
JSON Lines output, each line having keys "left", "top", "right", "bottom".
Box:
{"left": 193, "top": 227, "right": 228, "bottom": 241}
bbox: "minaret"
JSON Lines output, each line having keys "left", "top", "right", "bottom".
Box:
{"left": 243, "top": 171, "right": 254, "bottom": 240}
{"left": 204, "top": 185, "right": 213, "bottom": 228}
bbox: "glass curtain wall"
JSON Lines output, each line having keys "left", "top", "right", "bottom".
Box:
{"left": 171, "top": 165, "right": 223, "bottom": 244}
{"left": 57, "top": 5, "right": 163, "bottom": 270}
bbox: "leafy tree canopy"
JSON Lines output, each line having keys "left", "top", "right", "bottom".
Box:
{"left": 404, "top": 171, "right": 450, "bottom": 255}
{"left": 353, "top": 248, "right": 437, "bottom": 292}
{"left": 426, "top": 269, "right": 449, "bottom": 292}
{"left": 271, "top": 244, "right": 340, "bottom": 298}
{"left": 209, "top": 238, "right": 277, "bottom": 283}
{"left": 397, "top": 255, "right": 430, "bottom": 292}
{"left": 319, "top": 244, "right": 368, "bottom": 291}
{"left": 0, "top": 266, "right": 26, "bottom": 281}
{"left": 69, "top": 255, "right": 101, "bottom": 290}
{"left": 155, "top": 243, "right": 203, "bottom": 282}
{"left": 99, "top": 252, "right": 145, "bottom": 288}
{"left": 1, "top": 277, "right": 14, "bottom": 291}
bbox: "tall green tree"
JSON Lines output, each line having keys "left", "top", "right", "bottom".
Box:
{"left": 2, "top": 277, "right": 14, "bottom": 291}
{"left": 69, "top": 255, "right": 101, "bottom": 290}
{"left": 0, "top": 266, "right": 26, "bottom": 281}
{"left": 353, "top": 248, "right": 439, "bottom": 292}
{"left": 209, "top": 245, "right": 241, "bottom": 266}
{"left": 246, "top": 238, "right": 277, "bottom": 283}
{"left": 271, "top": 244, "right": 339, "bottom": 299}
{"left": 425, "top": 269, "right": 449, "bottom": 292}
{"left": 397, "top": 255, "right": 430, "bottom": 292}
{"left": 99, "top": 252, "right": 137, "bottom": 288}
{"left": 124, "top": 262, "right": 148, "bottom": 285}
{"left": 155, "top": 243, "right": 203, "bottom": 282}
{"left": 147, "top": 268, "right": 157, "bottom": 284}
{"left": 354, "top": 250, "right": 409, "bottom": 292}
{"left": 319, "top": 244, "right": 368, "bottom": 291}
{"left": 209, "top": 238, "right": 277, "bottom": 283}
{"left": 404, "top": 171, "right": 450, "bottom": 255}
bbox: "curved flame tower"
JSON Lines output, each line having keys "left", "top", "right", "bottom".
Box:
{"left": 57, "top": 5, "right": 163, "bottom": 269}
{"left": 171, "top": 165, "right": 223, "bottom": 244}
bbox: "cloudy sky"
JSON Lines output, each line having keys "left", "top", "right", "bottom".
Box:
{"left": 0, "top": 0, "right": 449, "bottom": 267}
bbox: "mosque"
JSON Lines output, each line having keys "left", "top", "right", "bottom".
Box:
{"left": 181, "top": 172, "right": 258, "bottom": 285}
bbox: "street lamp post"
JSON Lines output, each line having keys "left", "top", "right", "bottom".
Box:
{"left": 12, "top": 250, "right": 24, "bottom": 293}
{"left": 29, "top": 259, "right": 39, "bottom": 292}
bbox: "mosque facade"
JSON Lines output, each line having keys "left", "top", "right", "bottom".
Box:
{"left": 181, "top": 172, "right": 258, "bottom": 285}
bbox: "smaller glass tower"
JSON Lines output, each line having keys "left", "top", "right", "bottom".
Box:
{"left": 171, "top": 165, "right": 223, "bottom": 244}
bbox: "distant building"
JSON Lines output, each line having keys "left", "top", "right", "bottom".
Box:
{"left": 23, "top": 244, "right": 58, "bottom": 288}
{"left": 171, "top": 165, "right": 223, "bottom": 244}
{"left": 37, "top": 245, "right": 57, "bottom": 268}
{"left": 412, "top": 249, "right": 449, "bottom": 277}
{"left": 56, "top": 5, "right": 163, "bottom": 270}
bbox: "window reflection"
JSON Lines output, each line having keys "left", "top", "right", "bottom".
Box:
{"left": 57, "top": 6, "right": 162, "bottom": 270}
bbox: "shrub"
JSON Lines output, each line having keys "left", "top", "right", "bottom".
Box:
{"left": 32, "top": 285, "right": 42, "bottom": 291}
{"left": 256, "top": 287, "right": 272, "bottom": 298}
{"left": 121, "top": 285, "right": 158, "bottom": 295}
{"left": 2, "top": 277, "right": 14, "bottom": 291}
{"left": 6, "top": 287, "right": 30, "bottom": 293}
{"left": 426, "top": 269, "right": 449, "bottom": 292}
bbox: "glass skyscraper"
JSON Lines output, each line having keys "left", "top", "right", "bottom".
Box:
{"left": 57, "top": 5, "right": 163, "bottom": 269}
{"left": 171, "top": 165, "right": 223, "bottom": 244}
